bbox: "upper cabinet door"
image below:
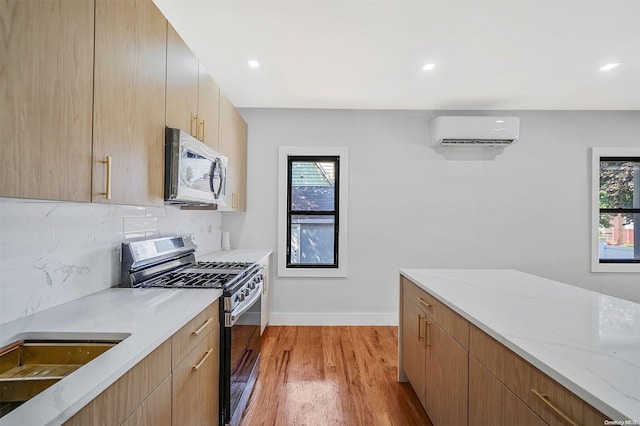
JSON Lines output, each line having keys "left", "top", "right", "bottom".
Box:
{"left": 219, "top": 94, "right": 248, "bottom": 212}
{"left": 0, "top": 0, "right": 94, "bottom": 202}
{"left": 197, "top": 64, "right": 221, "bottom": 151}
{"left": 93, "top": 0, "right": 167, "bottom": 206}
{"left": 166, "top": 23, "right": 199, "bottom": 137}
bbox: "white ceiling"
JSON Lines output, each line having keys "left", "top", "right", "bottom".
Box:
{"left": 154, "top": 0, "right": 640, "bottom": 110}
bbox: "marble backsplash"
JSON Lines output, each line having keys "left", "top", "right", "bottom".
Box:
{"left": 0, "top": 198, "right": 223, "bottom": 325}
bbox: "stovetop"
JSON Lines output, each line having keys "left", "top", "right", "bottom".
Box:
{"left": 139, "top": 261, "right": 257, "bottom": 289}
{"left": 121, "top": 237, "right": 259, "bottom": 290}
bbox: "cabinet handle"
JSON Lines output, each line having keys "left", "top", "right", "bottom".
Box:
{"left": 417, "top": 297, "right": 431, "bottom": 309}
{"left": 100, "top": 156, "right": 112, "bottom": 200}
{"left": 200, "top": 119, "right": 205, "bottom": 141}
{"left": 192, "top": 317, "right": 214, "bottom": 336}
{"left": 417, "top": 314, "right": 424, "bottom": 342}
{"left": 425, "top": 320, "right": 431, "bottom": 348}
{"left": 531, "top": 388, "right": 578, "bottom": 426}
{"left": 191, "top": 114, "right": 198, "bottom": 137}
{"left": 192, "top": 348, "right": 213, "bottom": 371}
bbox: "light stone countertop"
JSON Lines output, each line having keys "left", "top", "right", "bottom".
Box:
{"left": 0, "top": 249, "right": 270, "bottom": 426}
{"left": 400, "top": 268, "right": 640, "bottom": 422}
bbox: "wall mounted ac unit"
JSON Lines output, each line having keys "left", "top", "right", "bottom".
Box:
{"left": 431, "top": 116, "right": 520, "bottom": 148}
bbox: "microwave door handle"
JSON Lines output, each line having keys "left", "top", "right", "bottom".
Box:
{"left": 211, "top": 159, "right": 223, "bottom": 199}
{"left": 209, "top": 160, "right": 219, "bottom": 199}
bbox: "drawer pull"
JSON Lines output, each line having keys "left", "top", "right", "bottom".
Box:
{"left": 417, "top": 314, "right": 424, "bottom": 341}
{"left": 425, "top": 320, "right": 431, "bottom": 348}
{"left": 417, "top": 297, "right": 432, "bottom": 309}
{"left": 192, "top": 317, "right": 214, "bottom": 336}
{"left": 192, "top": 348, "right": 213, "bottom": 371}
{"left": 531, "top": 388, "right": 578, "bottom": 426}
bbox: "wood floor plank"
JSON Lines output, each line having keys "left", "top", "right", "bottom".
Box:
{"left": 240, "top": 326, "right": 432, "bottom": 426}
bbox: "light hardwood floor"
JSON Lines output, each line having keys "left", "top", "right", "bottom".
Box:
{"left": 240, "top": 326, "right": 432, "bottom": 426}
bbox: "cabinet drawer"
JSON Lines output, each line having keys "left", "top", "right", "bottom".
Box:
{"left": 172, "top": 299, "right": 219, "bottom": 368}
{"left": 470, "top": 324, "right": 507, "bottom": 381}
{"left": 506, "top": 351, "right": 609, "bottom": 426}
{"left": 121, "top": 375, "right": 171, "bottom": 426}
{"left": 470, "top": 325, "right": 609, "bottom": 426}
{"left": 402, "top": 276, "right": 469, "bottom": 349}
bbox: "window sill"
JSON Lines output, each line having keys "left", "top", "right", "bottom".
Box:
{"left": 277, "top": 265, "right": 348, "bottom": 278}
{"left": 591, "top": 262, "right": 640, "bottom": 273}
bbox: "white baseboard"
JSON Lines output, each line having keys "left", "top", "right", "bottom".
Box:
{"left": 269, "top": 312, "right": 398, "bottom": 326}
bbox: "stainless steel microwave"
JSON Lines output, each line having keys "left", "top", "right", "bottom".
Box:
{"left": 164, "top": 127, "right": 227, "bottom": 206}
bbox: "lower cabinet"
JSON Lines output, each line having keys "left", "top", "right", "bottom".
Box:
{"left": 64, "top": 300, "right": 220, "bottom": 426}
{"left": 64, "top": 339, "right": 172, "bottom": 426}
{"left": 400, "top": 276, "right": 610, "bottom": 426}
{"left": 400, "top": 288, "right": 426, "bottom": 405}
{"left": 172, "top": 323, "right": 220, "bottom": 426}
{"left": 122, "top": 376, "right": 172, "bottom": 426}
{"left": 424, "top": 320, "right": 468, "bottom": 426}
{"left": 469, "top": 356, "right": 544, "bottom": 426}
{"left": 469, "top": 324, "right": 609, "bottom": 426}
{"left": 400, "top": 276, "right": 468, "bottom": 426}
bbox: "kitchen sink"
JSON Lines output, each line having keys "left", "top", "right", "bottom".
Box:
{"left": 0, "top": 337, "right": 125, "bottom": 418}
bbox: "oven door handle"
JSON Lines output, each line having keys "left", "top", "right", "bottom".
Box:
{"left": 228, "top": 280, "right": 263, "bottom": 327}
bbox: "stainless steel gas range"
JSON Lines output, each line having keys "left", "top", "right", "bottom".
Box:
{"left": 121, "top": 236, "right": 262, "bottom": 426}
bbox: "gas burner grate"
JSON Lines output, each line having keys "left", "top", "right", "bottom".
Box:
{"left": 143, "top": 272, "right": 233, "bottom": 288}
{"left": 190, "top": 261, "right": 254, "bottom": 270}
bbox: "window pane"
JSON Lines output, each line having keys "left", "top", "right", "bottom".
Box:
{"left": 289, "top": 215, "right": 335, "bottom": 264}
{"left": 290, "top": 161, "right": 335, "bottom": 211}
{"left": 599, "top": 161, "right": 640, "bottom": 209}
{"left": 599, "top": 213, "right": 637, "bottom": 261}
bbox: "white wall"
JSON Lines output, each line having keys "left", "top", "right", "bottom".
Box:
{"left": 223, "top": 109, "right": 640, "bottom": 325}
{"left": 0, "top": 199, "right": 222, "bottom": 325}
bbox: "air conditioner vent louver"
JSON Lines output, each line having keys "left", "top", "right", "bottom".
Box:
{"left": 431, "top": 116, "right": 520, "bottom": 148}
{"left": 441, "top": 139, "right": 515, "bottom": 146}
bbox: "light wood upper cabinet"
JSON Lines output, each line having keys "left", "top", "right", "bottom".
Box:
{"left": 92, "top": 0, "right": 167, "bottom": 206}
{"left": 197, "top": 64, "right": 221, "bottom": 150}
{"left": 219, "top": 94, "right": 248, "bottom": 212}
{"left": 0, "top": 0, "right": 94, "bottom": 202}
{"left": 166, "top": 24, "right": 199, "bottom": 138}
{"left": 165, "top": 24, "right": 219, "bottom": 150}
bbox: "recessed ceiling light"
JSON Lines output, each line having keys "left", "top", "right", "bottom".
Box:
{"left": 422, "top": 63, "right": 436, "bottom": 71}
{"left": 599, "top": 63, "right": 622, "bottom": 71}
{"left": 248, "top": 60, "right": 260, "bottom": 69}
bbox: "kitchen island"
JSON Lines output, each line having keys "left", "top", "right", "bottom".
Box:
{"left": 399, "top": 269, "right": 640, "bottom": 424}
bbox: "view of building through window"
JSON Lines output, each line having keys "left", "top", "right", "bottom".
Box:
{"left": 599, "top": 158, "right": 640, "bottom": 263}
{"left": 287, "top": 157, "right": 339, "bottom": 267}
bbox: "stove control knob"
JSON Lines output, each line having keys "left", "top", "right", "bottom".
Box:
{"left": 239, "top": 293, "right": 246, "bottom": 302}
{"left": 249, "top": 282, "right": 256, "bottom": 290}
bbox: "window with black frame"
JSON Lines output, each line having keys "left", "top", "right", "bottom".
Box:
{"left": 598, "top": 157, "right": 640, "bottom": 263}
{"left": 286, "top": 156, "right": 339, "bottom": 268}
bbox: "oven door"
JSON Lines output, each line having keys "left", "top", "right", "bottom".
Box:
{"left": 222, "top": 288, "right": 262, "bottom": 425}
{"left": 165, "top": 127, "right": 228, "bottom": 206}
